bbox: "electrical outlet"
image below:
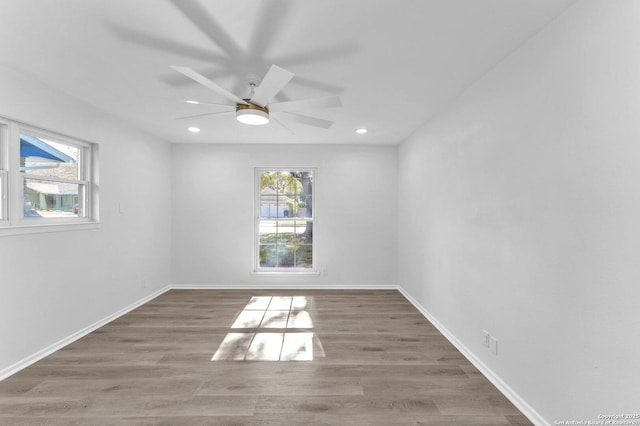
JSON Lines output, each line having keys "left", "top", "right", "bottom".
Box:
{"left": 490, "top": 336, "right": 498, "bottom": 356}
{"left": 483, "top": 330, "right": 490, "bottom": 348}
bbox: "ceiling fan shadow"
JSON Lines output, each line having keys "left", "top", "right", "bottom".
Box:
{"left": 273, "top": 43, "right": 360, "bottom": 68}
{"left": 106, "top": 22, "right": 229, "bottom": 65}
{"left": 290, "top": 76, "right": 345, "bottom": 94}
{"left": 246, "top": 0, "right": 296, "bottom": 58}
{"left": 169, "top": 0, "right": 244, "bottom": 61}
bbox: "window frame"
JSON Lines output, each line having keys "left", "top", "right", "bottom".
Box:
{"left": 0, "top": 119, "right": 8, "bottom": 225}
{"left": 0, "top": 116, "right": 99, "bottom": 235}
{"left": 254, "top": 167, "right": 317, "bottom": 274}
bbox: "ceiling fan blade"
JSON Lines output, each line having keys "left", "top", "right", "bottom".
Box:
{"left": 162, "top": 67, "right": 232, "bottom": 88}
{"left": 176, "top": 110, "right": 233, "bottom": 120}
{"left": 280, "top": 112, "right": 334, "bottom": 129}
{"left": 170, "top": 66, "right": 248, "bottom": 105}
{"left": 270, "top": 116, "right": 295, "bottom": 136}
{"left": 250, "top": 64, "right": 294, "bottom": 107}
{"left": 269, "top": 96, "right": 342, "bottom": 113}
{"left": 169, "top": 0, "right": 244, "bottom": 60}
{"left": 185, "top": 100, "right": 235, "bottom": 107}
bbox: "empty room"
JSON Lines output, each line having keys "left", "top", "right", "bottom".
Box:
{"left": 0, "top": 0, "right": 638, "bottom": 425}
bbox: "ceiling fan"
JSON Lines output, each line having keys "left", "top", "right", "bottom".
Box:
{"left": 171, "top": 64, "right": 342, "bottom": 129}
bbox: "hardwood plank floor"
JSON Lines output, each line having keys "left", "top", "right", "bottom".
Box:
{"left": 0, "top": 290, "right": 532, "bottom": 425}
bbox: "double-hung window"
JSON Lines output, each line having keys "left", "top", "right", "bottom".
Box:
{"left": 0, "top": 116, "right": 97, "bottom": 233}
{"left": 0, "top": 120, "right": 8, "bottom": 225}
{"left": 255, "top": 168, "right": 315, "bottom": 272}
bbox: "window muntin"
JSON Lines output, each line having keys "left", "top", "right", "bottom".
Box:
{"left": 256, "top": 169, "right": 315, "bottom": 271}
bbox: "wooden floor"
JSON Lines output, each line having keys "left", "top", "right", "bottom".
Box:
{"left": 0, "top": 290, "right": 532, "bottom": 425}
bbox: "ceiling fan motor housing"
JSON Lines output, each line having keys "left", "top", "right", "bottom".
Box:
{"left": 236, "top": 99, "right": 269, "bottom": 125}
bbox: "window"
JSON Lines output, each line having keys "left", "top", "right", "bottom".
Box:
{"left": 256, "top": 169, "right": 315, "bottom": 271}
{"left": 0, "top": 121, "right": 7, "bottom": 224}
{"left": 0, "top": 116, "right": 98, "bottom": 233}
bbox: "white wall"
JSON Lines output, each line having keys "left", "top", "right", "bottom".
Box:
{"left": 0, "top": 66, "right": 171, "bottom": 376}
{"left": 171, "top": 143, "right": 397, "bottom": 287}
{"left": 398, "top": 0, "right": 640, "bottom": 423}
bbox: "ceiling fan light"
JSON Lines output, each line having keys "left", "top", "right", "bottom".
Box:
{"left": 236, "top": 109, "right": 269, "bottom": 125}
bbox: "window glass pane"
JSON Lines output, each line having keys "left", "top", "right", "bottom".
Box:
{"left": 259, "top": 220, "right": 277, "bottom": 244}
{"left": 259, "top": 244, "right": 277, "bottom": 267}
{"left": 293, "top": 220, "right": 313, "bottom": 268}
{"left": 24, "top": 178, "right": 83, "bottom": 218}
{"left": 258, "top": 219, "right": 313, "bottom": 268}
{"left": 0, "top": 172, "right": 5, "bottom": 221}
{"left": 259, "top": 170, "right": 313, "bottom": 219}
{"left": 20, "top": 133, "right": 79, "bottom": 180}
{"left": 260, "top": 186, "right": 290, "bottom": 218}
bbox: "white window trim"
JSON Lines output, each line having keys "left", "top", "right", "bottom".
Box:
{"left": 254, "top": 167, "right": 317, "bottom": 274}
{"left": 0, "top": 118, "right": 8, "bottom": 225}
{"left": 0, "top": 116, "right": 100, "bottom": 236}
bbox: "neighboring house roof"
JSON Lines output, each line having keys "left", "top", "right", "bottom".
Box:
{"left": 20, "top": 135, "right": 75, "bottom": 163}
{"left": 260, "top": 187, "right": 293, "bottom": 204}
{"left": 26, "top": 182, "right": 78, "bottom": 195}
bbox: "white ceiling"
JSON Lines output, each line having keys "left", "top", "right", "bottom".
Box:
{"left": 0, "top": 0, "right": 576, "bottom": 145}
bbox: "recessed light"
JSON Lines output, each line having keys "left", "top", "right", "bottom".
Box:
{"left": 188, "top": 127, "right": 200, "bottom": 133}
{"left": 356, "top": 128, "right": 367, "bottom": 134}
{"left": 186, "top": 100, "right": 200, "bottom": 104}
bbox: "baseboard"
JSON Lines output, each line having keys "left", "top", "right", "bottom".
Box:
{"left": 0, "top": 285, "right": 171, "bottom": 382}
{"left": 170, "top": 283, "right": 399, "bottom": 290}
{"left": 397, "top": 286, "right": 548, "bottom": 426}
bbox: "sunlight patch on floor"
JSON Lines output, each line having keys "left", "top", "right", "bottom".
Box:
{"left": 212, "top": 296, "right": 325, "bottom": 361}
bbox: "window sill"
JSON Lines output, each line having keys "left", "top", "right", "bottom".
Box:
{"left": 0, "top": 221, "right": 102, "bottom": 237}
{"left": 252, "top": 270, "right": 321, "bottom": 276}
